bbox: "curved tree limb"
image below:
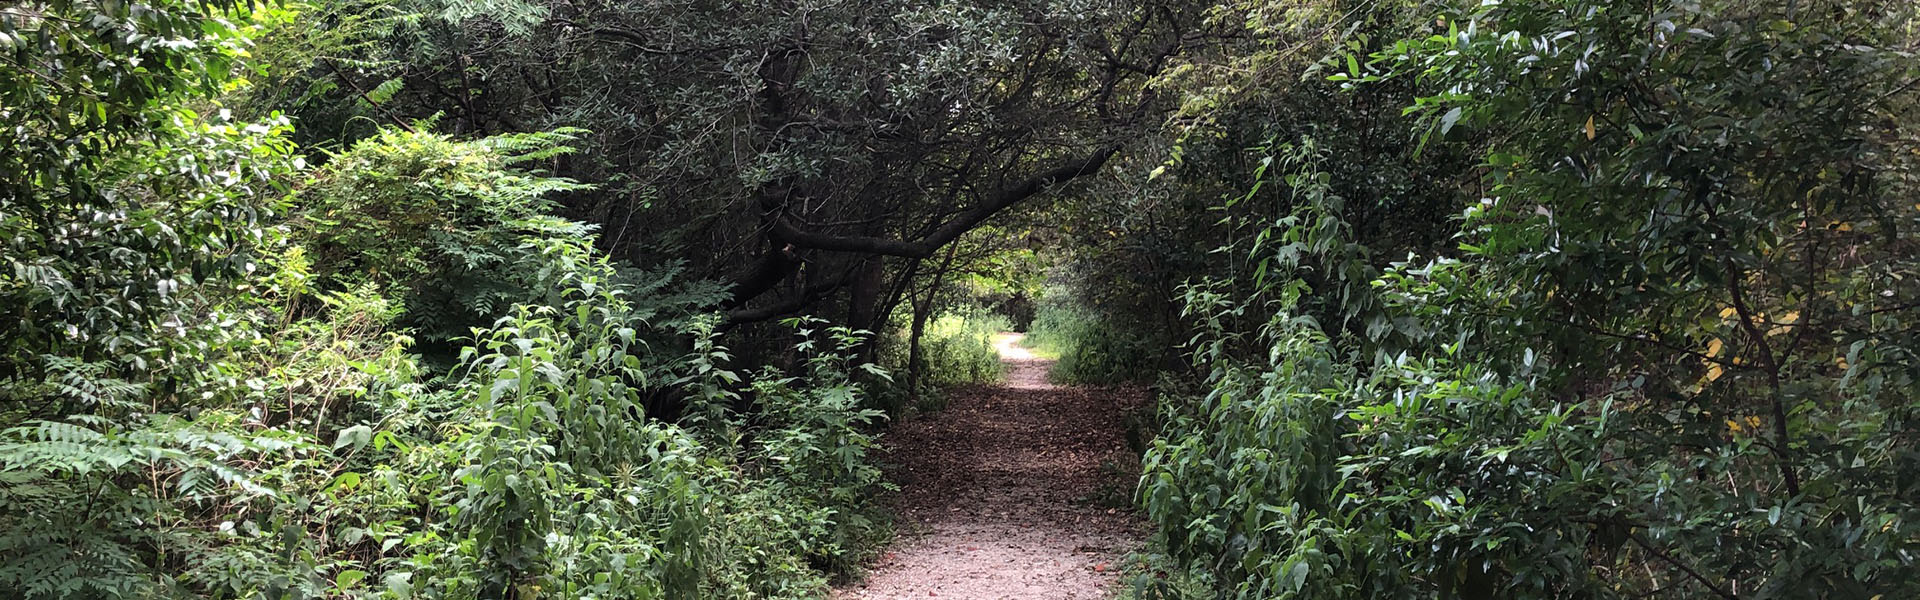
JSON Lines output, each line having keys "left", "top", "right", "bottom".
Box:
{"left": 722, "top": 263, "right": 860, "bottom": 326}
{"left": 769, "top": 144, "right": 1120, "bottom": 258}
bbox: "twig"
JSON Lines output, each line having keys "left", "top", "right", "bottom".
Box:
{"left": 1628, "top": 532, "right": 1738, "bottom": 600}
{"left": 322, "top": 59, "right": 416, "bottom": 133}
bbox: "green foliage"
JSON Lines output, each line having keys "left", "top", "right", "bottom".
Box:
{"left": 335, "top": 240, "right": 890, "bottom": 599}
{"left": 1034, "top": 0, "right": 1472, "bottom": 390}
{"left": 1027, "top": 295, "right": 1159, "bottom": 385}
{"left": 747, "top": 319, "right": 894, "bottom": 573}
{"left": 881, "top": 308, "right": 1007, "bottom": 407}
{"left": 1, "top": 4, "right": 312, "bottom": 593}
{"left": 1134, "top": 1, "right": 1920, "bottom": 598}
{"left": 918, "top": 310, "right": 1009, "bottom": 389}
{"left": 2, "top": 222, "right": 893, "bottom": 599}
{"left": 0, "top": 0, "right": 290, "bottom": 360}
{"left": 0, "top": 415, "right": 311, "bottom": 598}
{"left": 25, "top": 0, "right": 1920, "bottom": 599}
{"left": 258, "top": 0, "right": 1203, "bottom": 355}
{"left": 1, "top": 6, "right": 888, "bottom": 587}
{"left": 294, "top": 127, "right": 593, "bottom": 343}
{"left": 1, "top": 0, "right": 262, "bottom": 203}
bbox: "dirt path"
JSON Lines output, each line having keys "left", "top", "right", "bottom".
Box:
{"left": 835, "top": 333, "right": 1145, "bottom": 600}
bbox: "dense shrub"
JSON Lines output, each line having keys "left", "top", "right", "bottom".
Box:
{"left": 1, "top": 223, "right": 892, "bottom": 599}
{"left": 915, "top": 310, "right": 1009, "bottom": 389}
{"left": 0, "top": 11, "right": 891, "bottom": 589}
{"left": 293, "top": 127, "right": 596, "bottom": 344}
{"left": 1026, "top": 298, "right": 1160, "bottom": 385}
{"left": 878, "top": 308, "right": 1008, "bottom": 409}
{"left": 1134, "top": 1, "right": 1920, "bottom": 597}
{"left": 315, "top": 253, "right": 890, "bottom": 598}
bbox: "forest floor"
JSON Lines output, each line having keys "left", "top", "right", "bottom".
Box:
{"left": 835, "top": 333, "right": 1147, "bottom": 600}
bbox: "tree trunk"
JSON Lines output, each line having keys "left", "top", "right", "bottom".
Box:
{"left": 905, "top": 245, "right": 962, "bottom": 401}
{"left": 904, "top": 287, "right": 930, "bottom": 402}
{"left": 846, "top": 255, "right": 888, "bottom": 361}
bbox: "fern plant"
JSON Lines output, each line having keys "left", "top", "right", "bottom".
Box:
{"left": 293, "top": 128, "right": 593, "bottom": 345}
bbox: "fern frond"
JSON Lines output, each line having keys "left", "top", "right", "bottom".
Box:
{"left": 479, "top": 127, "right": 592, "bottom": 164}
{"left": 363, "top": 77, "right": 405, "bottom": 105}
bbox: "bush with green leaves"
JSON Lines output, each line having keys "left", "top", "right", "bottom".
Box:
{"left": 1, "top": 3, "right": 891, "bottom": 591}
{"left": 0, "top": 2, "right": 309, "bottom": 596}
{"left": 1026, "top": 297, "right": 1159, "bottom": 386}
{"left": 4, "top": 219, "right": 893, "bottom": 599}
{"left": 1, "top": 0, "right": 299, "bottom": 411}
{"left": 293, "top": 127, "right": 596, "bottom": 343}
{"left": 313, "top": 239, "right": 890, "bottom": 599}
{"left": 1134, "top": 1, "right": 1920, "bottom": 597}
{"left": 917, "top": 310, "right": 1009, "bottom": 389}
{"left": 745, "top": 320, "right": 894, "bottom": 574}
{"left": 878, "top": 307, "right": 1008, "bottom": 406}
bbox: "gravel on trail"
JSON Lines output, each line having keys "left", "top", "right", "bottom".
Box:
{"left": 834, "top": 333, "right": 1147, "bottom": 600}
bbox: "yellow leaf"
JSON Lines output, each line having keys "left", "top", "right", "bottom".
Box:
{"left": 1719, "top": 306, "right": 1738, "bottom": 318}
{"left": 1585, "top": 115, "right": 1596, "bottom": 140}
{"left": 1706, "top": 364, "right": 1724, "bottom": 381}
{"left": 1763, "top": 311, "right": 1796, "bottom": 337}
{"left": 1706, "top": 338, "right": 1724, "bottom": 358}
{"left": 1837, "top": 356, "right": 1850, "bottom": 369}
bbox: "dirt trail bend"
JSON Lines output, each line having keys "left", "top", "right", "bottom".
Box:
{"left": 835, "top": 333, "right": 1145, "bottom": 600}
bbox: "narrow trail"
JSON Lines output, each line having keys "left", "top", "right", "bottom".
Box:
{"left": 836, "top": 333, "right": 1146, "bottom": 600}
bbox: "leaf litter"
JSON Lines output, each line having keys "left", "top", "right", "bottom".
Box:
{"left": 836, "top": 334, "right": 1147, "bottom": 600}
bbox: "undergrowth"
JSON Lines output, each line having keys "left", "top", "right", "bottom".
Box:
{"left": 1026, "top": 301, "right": 1158, "bottom": 386}
{"left": 879, "top": 308, "right": 1008, "bottom": 412}
{"left": 0, "top": 128, "right": 890, "bottom": 599}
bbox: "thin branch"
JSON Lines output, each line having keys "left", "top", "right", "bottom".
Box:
{"left": 722, "top": 266, "right": 860, "bottom": 326}
{"left": 322, "top": 59, "right": 415, "bottom": 133}
{"left": 1627, "top": 533, "right": 1738, "bottom": 600}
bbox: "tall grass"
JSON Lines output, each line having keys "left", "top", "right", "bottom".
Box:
{"left": 1025, "top": 302, "right": 1158, "bottom": 385}
{"left": 877, "top": 308, "right": 1010, "bottom": 409}
{"left": 917, "top": 310, "right": 1010, "bottom": 387}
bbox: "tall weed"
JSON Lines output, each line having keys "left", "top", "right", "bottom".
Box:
{"left": 1026, "top": 301, "right": 1158, "bottom": 385}
{"left": 879, "top": 308, "right": 1008, "bottom": 407}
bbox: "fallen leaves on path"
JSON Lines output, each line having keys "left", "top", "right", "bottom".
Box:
{"left": 835, "top": 333, "right": 1147, "bottom": 600}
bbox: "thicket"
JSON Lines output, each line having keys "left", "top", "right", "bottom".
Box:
{"left": 1128, "top": 1, "right": 1920, "bottom": 598}
{"left": 1030, "top": 0, "right": 1473, "bottom": 386}
{"left": 873, "top": 309, "right": 1007, "bottom": 412}
{"left": 1027, "top": 295, "right": 1160, "bottom": 386}
{"left": 1, "top": 2, "right": 886, "bottom": 598}
{"left": 865, "top": 226, "right": 1047, "bottom": 407}
{"left": 908, "top": 311, "right": 1008, "bottom": 390}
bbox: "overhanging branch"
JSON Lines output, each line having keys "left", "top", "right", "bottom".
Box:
{"left": 723, "top": 265, "right": 860, "bottom": 326}
{"left": 770, "top": 144, "right": 1120, "bottom": 258}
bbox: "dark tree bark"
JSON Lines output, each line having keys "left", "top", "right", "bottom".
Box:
{"left": 765, "top": 144, "right": 1121, "bottom": 260}
{"left": 905, "top": 244, "right": 963, "bottom": 401}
